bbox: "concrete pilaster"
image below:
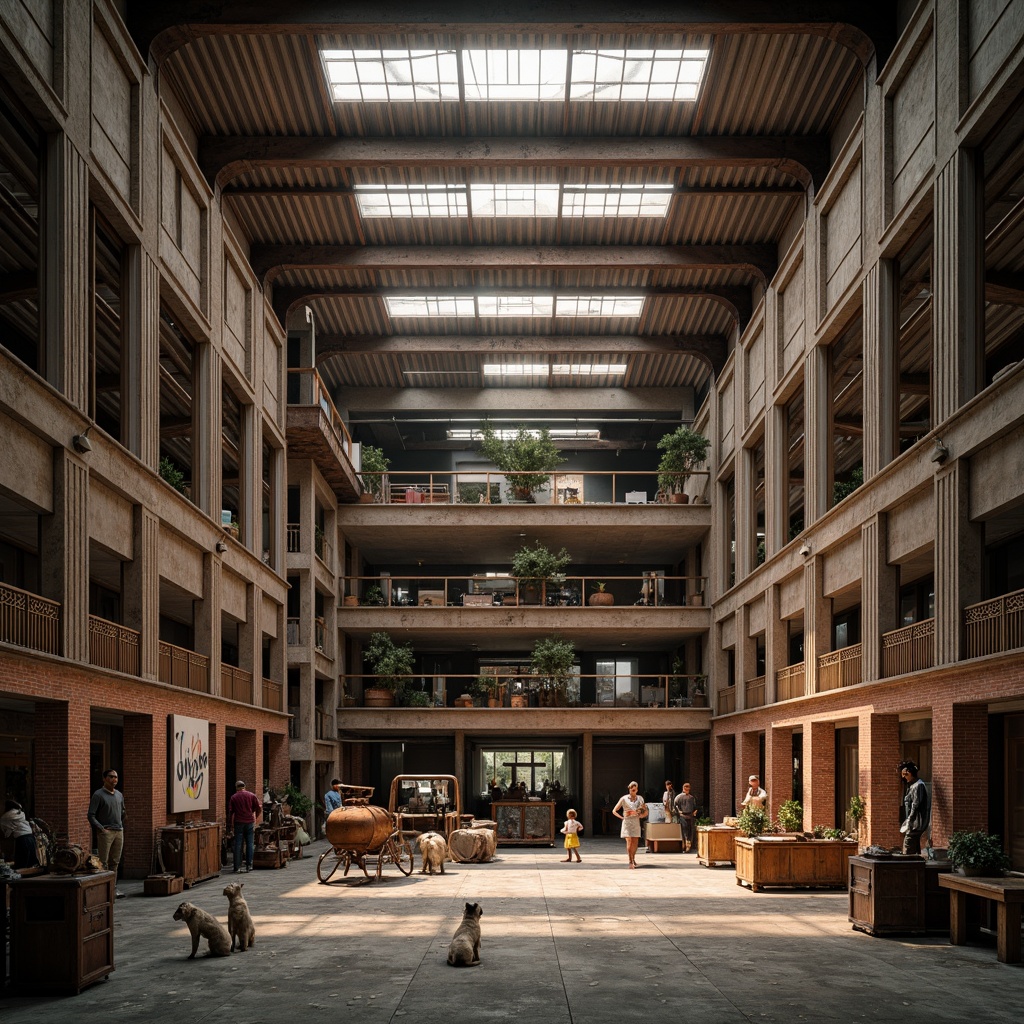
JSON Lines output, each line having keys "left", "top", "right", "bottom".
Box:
{"left": 454, "top": 730, "right": 466, "bottom": 801}
{"left": 40, "top": 448, "right": 89, "bottom": 662}
{"left": 860, "top": 513, "right": 898, "bottom": 682}
{"left": 125, "top": 250, "right": 161, "bottom": 464}
{"left": 736, "top": 604, "right": 755, "bottom": 712}
{"left": 195, "top": 552, "right": 222, "bottom": 694}
{"left": 240, "top": 583, "right": 262, "bottom": 682}
{"left": 862, "top": 262, "right": 895, "bottom": 477}
{"left": 737, "top": 444, "right": 754, "bottom": 580}
{"left": 804, "top": 344, "right": 829, "bottom": 524}
{"left": 124, "top": 504, "right": 160, "bottom": 680}
{"left": 802, "top": 554, "right": 830, "bottom": 694}
{"left": 764, "top": 584, "right": 786, "bottom": 705}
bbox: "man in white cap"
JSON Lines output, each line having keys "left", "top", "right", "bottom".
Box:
{"left": 228, "top": 780, "right": 262, "bottom": 872}
{"left": 741, "top": 774, "right": 767, "bottom": 811}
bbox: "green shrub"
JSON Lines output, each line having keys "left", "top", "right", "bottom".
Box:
{"left": 947, "top": 830, "right": 1010, "bottom": 873}
{"left": 738, "top": 805, "right": 771, "bottom": 837}
{"left": 777, "top": 799, "right": 803, "bottom": 833}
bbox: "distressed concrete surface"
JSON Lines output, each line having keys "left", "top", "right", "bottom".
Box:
{"left": 4, "top": 837, "right": 1022, "bottom": 1022}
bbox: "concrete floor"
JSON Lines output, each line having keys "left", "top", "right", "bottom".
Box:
{"left": 4, "top": 836, "right": 1022, "bottom": 1023}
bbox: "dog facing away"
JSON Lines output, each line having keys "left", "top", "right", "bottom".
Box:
{"left": 447, "top": 901, "right": 483, "bottom": 966}
{"left": 222, "top": 881, "right": 256, "bottom": 952}
{"left": 417, "top": 831, "right": 449, "bottom": 875}
{"left": 172, "top": 901, "right": 232, "bottom": 958}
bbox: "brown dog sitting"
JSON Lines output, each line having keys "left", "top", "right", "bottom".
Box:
{"left": 447, "top": 902, "right": 483, "bottom": 967}
{"left": 172, "top": 901, "right": 232, "bottom": 958}
{"left": 416, "top": 831, "right": 448, "bottom": 875}
{"left": 222, "top": 882, "right": 256, "bottom": 952}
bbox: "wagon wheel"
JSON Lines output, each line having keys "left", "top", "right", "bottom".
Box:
{"left": 317, "top": 848, "right": 343, "bottom": 884}
{"left": 392, "top": 834, "right": 414, "bottom": 876}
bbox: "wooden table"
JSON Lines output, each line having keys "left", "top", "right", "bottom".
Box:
{"left": 938, "top": 874, "right": 1024, "bottom": 963}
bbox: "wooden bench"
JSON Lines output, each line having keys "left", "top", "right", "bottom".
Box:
{"left": 939, "top": 874, "right": 1024, "bottom": 963}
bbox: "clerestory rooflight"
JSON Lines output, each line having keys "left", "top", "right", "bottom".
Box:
{"left": 562, "top": 183, "right": 674, "bottom": 217}
{"left": 482, "top": 363, "right": 626, "bottom": 376}
{"left": 571, "top": 49, "right": 710, "bottom": 102}
{"left": 354, "top": 183, "right": 467, "bottom": 218}
{"left": 385, "top": 295, "right": 645, "bottom": 319}
{"left": 462, "top": 49, "right": 568, "bottom": 101}
{"left": 322, "top": 49, "right": 460, "bottom": 102}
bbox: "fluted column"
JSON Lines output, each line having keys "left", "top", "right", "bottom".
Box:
{"left": 862, "top": 262, "right": 895, "bottom": 478}
{"left": 804, "top": 345, "right": 830, "bottom": 524}
{"left": 195, "top": 551, "right": 222, "bottom": 695}
{"left": 125, "top": 250, "right": 161, "bottom": 465}
{"left": 124, "top": 504, "right": 161, "bottom": 679}
{"left": 860, "top": 513, "right": 898, "bottom": 682}
{"left": 802, "top": 554, "right": 829, "bottom": 694}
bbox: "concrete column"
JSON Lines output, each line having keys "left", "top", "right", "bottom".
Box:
{"left": 804, "top": 345, "right": 830, "bottom": 524}
{"left": 287, "top": 305, "right": 316, "bottom": 403}
{"left": 42, "top": 134, "right": 89, "bottom": 410}
{"left": 862, "top": 263, "right": 895, "bottom": 477}
{"left": 766, "top": 402, "right": 787, "bottom": 555}
{"left": 934, "top": 461, "right": 982, "bottom": 665}
{"left": 931, "top": 702, "right": 988, "bottom": 845}
{"left": 860, "top": 513, "right": 898, "bottom": 682}
{"left": 40, "top": 448, "right": 89, "bottom": 662}
{"left": 194, "top": 344, "right": 221, "bottom": 517}
{"left": 736, "top": 445, "right": 754, "bottom": 580}
{"left": 736, "top": 604, "right": 755, "bottom": 712}
{"left": 241, "top": 404, "right": 257, "bottom": 551}
{"left": 35, "top": 699, "right": 90, "bottom": 847}
{"left": 764, "top": 584, "right": 786, "bottom": 705}
{"left": 454, "top": 730, "right": 466, "bottom": 801}
{"left": 766, "top": 725, "right": 794, "bottom": 822}
{"left": 195, "top": 552, "right": 222, "bottom": 695}
{"left": 933, "top": 151, "right": 982, "bottom": 423}
{"left": 239, "top": 584, "right": 262, "bottom": 706}
{"left": 858, "top": 711, "right": 901, "bottom": 849}
{"left": 125, "top": 250, "right": 161, "bottom": 464}
{"left": 711, "top": 620, "right": 730, "bottom": 714}
{"left": 124, "top": 504, "right": 160, "bottom": 679}
{"left": 802, "top": 554, "right": 830, "bottom": 694}
{"left": 582, "top": 732, "right": 593, "bottom": 830}
{"left": 803, "top": 720, "right": 836, "bottom": 830}
{"left": 123, "top": 714, "right": 157, "bottom": 878}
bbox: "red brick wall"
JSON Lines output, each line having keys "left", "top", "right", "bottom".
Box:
{"left": 766, "top": 725, "right": 794, "bottom": 822}
{"left": 860, "top": 711, "right": 900, "bottom": 848}
{"left": 739, "top": 731, "right": 760, "bottom": 810}
{"left": 804, "top": 721, "right": 835, "bottom": 829}
{"left": 711, "top": 732, "right": 734, "bottom": 819}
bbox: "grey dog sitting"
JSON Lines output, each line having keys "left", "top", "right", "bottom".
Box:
{"left": 447, "top": 901, "right": 483, "bottom": 966}
{"left": 222, "top": 881, "right": 256, "bottom": 952}
{"left": 173, "top": 901, "right": 232, "bottom": 958}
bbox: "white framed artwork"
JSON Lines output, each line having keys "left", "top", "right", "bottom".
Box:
{"left": 168, "top": 714, "right": 211, "bottom": 813}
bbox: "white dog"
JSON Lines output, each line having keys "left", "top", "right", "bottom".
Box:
{"left": 416, "top": 831, "right": 449, "bottom": 875}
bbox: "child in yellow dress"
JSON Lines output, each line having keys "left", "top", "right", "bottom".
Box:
{"left": 560, "top": 808, "right": 583, "bottom": 862}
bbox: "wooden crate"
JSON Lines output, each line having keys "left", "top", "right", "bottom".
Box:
{"left": 697, "top": 826, "right": 739, "bottom": 866}
{"left": 735, "top": 837, "right": 858, "bottom": 892}
{"left": 143, "top": 874, "right": 184, "bottom": 896}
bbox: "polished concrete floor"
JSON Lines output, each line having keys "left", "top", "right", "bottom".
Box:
{"left": 4, "top": 836, "right": 1022, "bottom": 1022}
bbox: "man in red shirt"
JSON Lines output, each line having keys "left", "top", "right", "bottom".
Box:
{"left": 228, "top": 780, "right": 262, "bottom": 872}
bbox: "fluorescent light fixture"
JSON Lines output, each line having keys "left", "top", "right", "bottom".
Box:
{"left": 322, "top": 48, "right": 459, "bottom": 102}
{"left": 555, "top": 295, "right": 645, "bottom": 317}
{"left": 562, "top": 183, "right": 674, "bottom": 218}
{"left": 470, "top": 184, "right": 560, "bottom": 218}
{"left": 462, "top": 49, "right": 567, "bottom": 101}
{"left": 354, "top": 183, "right": 467, "bottom": 218}
{"left": 570, "top": 48, "right": 710, "bottom": 102}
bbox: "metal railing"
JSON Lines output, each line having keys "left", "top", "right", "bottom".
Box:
{"left": 314, "top": 616, "right": 328, "bottom": 654}
{"left": 744, "top": 675, "right": 765, "bottom": 708}
{"left": 881, "top": 619, "right": 934, "bottom": 677}
{"left": 262, "top": 677, "right": 283, "bottom": 712}
{"left": 287, "top": 705, "right": 301, "bottom": 738}
{"left": 965, "top": 587, "right": 1024, "bottom": 657}
{"left": 354, "top": 467, "right": 712, "bottom": 506}
{"left": 287, "top": 617, "right": 300, "bottom": 645}
{"left": 340, "top": 672, "right": 709, "bottom": 709}
{"left": 158, "top": 641, "right": 209, "bottom": 692}
{"left": 315, "top": 706, "right": 332, "bottom": 739}
{"left": 0, "top": 581, "right": 60, "bottom": 656}
{"left": 341, "top": 573, "right": 708, "bottom": 609}
{"left": 776, "top": 662, "right": 805, "bottom": 701}
{"left": 88, "top": 615, "right": 140, "bottom": 675}
{"left": 222, "top": 664, "right": 253, "bottom": 704}
{"left": 286, "top": 524, "right": 301, "bottom": 553}
{"left": 315, "top": 532, "right": 333, "bottom": 570}
{"left": 287, "top": 367, "right": 355, "bottom": 461}
{"left": 818, "top": 644, "right": 862, "bottom": 690}
{"left": 717, "top": 687, "right": 736, "bottom": 715}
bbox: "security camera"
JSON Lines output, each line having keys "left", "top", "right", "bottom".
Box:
{"left": 799, "top": 544, "right": 811, "bottom": 557}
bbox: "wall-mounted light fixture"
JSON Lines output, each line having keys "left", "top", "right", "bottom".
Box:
{"left": 799, "top": 543, "right": 811, "bottom": 558}
{"left": 72, "top": 427, "right": 93, "bottom": 454}
{"left": 215, "top": 541, "right": 228, "bottom": 553}
{"left": 930, "top": 438, "right": 950, "bottom": 464}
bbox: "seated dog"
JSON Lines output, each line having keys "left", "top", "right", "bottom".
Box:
{"left": 172, "top": 901, "right": 232, "bottom": 959}
{"left": 222, "top": 881, "right": 256, "bottom": 952}
{"left": 447, "top": 901, "right": 483, "bottom": 967}
{"left": 416, "top": 831, "right": 449, "bottom": 875}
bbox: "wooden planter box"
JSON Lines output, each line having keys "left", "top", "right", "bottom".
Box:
{"left": 697, "top": 825, "right": 739, "bottom": 866}
{"left": 734, "top": 836, "right": 858, "bottom": 892}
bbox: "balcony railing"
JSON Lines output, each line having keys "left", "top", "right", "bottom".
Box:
{"left": 158, "top": 641, "right": 209, "bottom": 692}
{"left": 0, "top": 581, "right": 60, "bottom": 656}
{"left": 717, "top": 687, "right": 736, "bottom": 715}
{"left": 262, "top": 677, "right": 283, "bottom": 712}
{"left": 222, "top": 664, "right": 253, "bottom": 703}
{"left": 88, "top": 615, "right": 140, "bottom": 675}
{"left": 776, "top": 662, "right": 805, "bottom": 701}
{"left": 286, "top": 524, "right": 301, "bottom": 553}
{"left": 341, "top": 573, "right": 708, "bottom": 609}
{"left": 882, "top": 619, "right": 934, "bottom": 677}
{"left": 314, "top": 616, "right": 328, "bottom": 655}
{"left": 744, "top": 675, "right": 765, "bottom": 708}
{"left": 965, "top": 587, "right": 1024, "bottom": 657}
{"left": 340, "top": 672, "right": 709, "bottom": 709}
{"left": 818, "top": 644, "right": 862, "bottom": 691}
{"left": 355, "top": 467, "right": 711, "bottom": 506}
{"left": 287, "top": 367, "right": 355, "bottom": 461}
{"left": 287, "top": 617, "right": 300, "bottom": 645}
{"left": 315, "top": 706, "right": 332, "bottom": 739}
{"left": 287, "top": 705, "right": 301, "bottom": 739}
{"left": 315, "top": 532, "right": 333, "bottom": 570}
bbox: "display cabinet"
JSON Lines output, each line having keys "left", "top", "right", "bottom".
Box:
{"left": 491, "top": 801, "right": 555, "bottom": 845}
{"left": 160, "top": 823, "right": 221, "bottom": 887}
{"left": 849, "top": 855, "right": 952, "bottom": 935}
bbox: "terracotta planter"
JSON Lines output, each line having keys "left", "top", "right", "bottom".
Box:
{"left": 342, "top": 595, "right": 359, "bottom": 607}
{"left": 358, "top": 493, "right": 375, "bottom": 503}
{"left": 502, "top": 596, "right": 519, "bottom": 606}
{"left": 588, "top": 591, "right": 614, "bottom": 606}
{"left": 487, "top": 697, "right": 499, "bottom": 708}
{"left": 364, "top": 688, "right": 396, "bottom": 707}
{"left": 510, "top": 695, "right": 527, "bottom": 708}
{"left": 669, "top": 493, "right": 689, "bottom": 504}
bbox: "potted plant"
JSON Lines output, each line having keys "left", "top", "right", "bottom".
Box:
{"left": 281, "top": 780, "right": 312, "bottom": 822}
{"left": 479, "top": 424, "right": 565, "bottom": 502}
{"left": 362, "top": 584, "right": 386, "bottom": 607}
{"left": 656, "top": 425, "right": 710, "bottom": 503}
{"left": 403, "top": 689, "right": 432, "bottom": 708}
{"left": 947, "top": 830, "right": 1010, "bottom": 876}
{"left": 776, "top": 799, "right": 803, "bottom": 834}
{"left": 691, "top": 673, "right": 708, "bottom": 707}
{"left": 588, "top": 581, "right": 614, "bottom": 606}
{"left": 511, "top": 540, "right": 571, "bottom": 605}
{"left": 159, "top": 455, "right": 188, "bottom": 495}
{"left": 477, "top": 674, "right": 503, "bottom": 708}
{"left": 530, "top": 635, "right": 576, "bottom": 706}
{"left": 362, "top": 631, "right": 414, "bottom": 706}
{"left": 737, "top": 805, "right": 771, "bottom": 837}
{"left": 848, "top": 794, "right": 866, "bottom": 843}
{"left": 359, "top": 445, "right": 390, "bottom": 503}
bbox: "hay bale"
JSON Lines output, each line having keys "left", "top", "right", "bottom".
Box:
{"left": 447, "top": 828, "right": 496, "bottom": 863}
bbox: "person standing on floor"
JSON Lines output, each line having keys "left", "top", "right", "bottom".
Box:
{"left": 560, "top": 808, "right": 584, "bottom": 862}
{"left": 741, "top": 775, "right": 767, "bottom": 811}
{"left": 662, "top": 780, "right": 677, "bottom": 822}
{"left": 899, "top": 760, "right": 929, "bottom": 856}
{"left": 612, "top": 781, "right": 647, "bottom": 868}
{"left": 673, "top": 782, "right": 698, "bottom": 852}
{"left": 88, "top": 769, "right": 126, "bottom": 898}
{"left": 2, "top": 800, "right": 40, "bottom": 869}
{"left": 324, "top": 778, "right": 343, "bottom": 816}
{"left": 228, "top": 780, "right": 263, "bottom": 872}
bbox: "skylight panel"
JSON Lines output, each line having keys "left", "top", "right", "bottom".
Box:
{"left": 470, "top": 184, "right": 560, "bottom": 218}
{"left": 555, "top": 296, "right": 645, "bottom": 317}
{"left": 562, "top": 183, "right": 674, "bottom": 218}
{"left": 482, "top": 364, "right": 551, "bottom": 376}
{"left": 551, "top": 363, "right": 628, "bottom": 375}
{"left": 322, "top": 49, "right": 459, "bottom": 102}
{"left": 385, "top": 296, "right": 475, "bottom": 317}
{"left": 354, "top": 184, "right": 468, "bottom": 218}
{"left": 462, "top": 49, "right": 568, "bottom": 101}
{"left": 569, "top": 48, "right": 710, "bottom": 101}
{"left": 477, "top": 295, "right": 554, "bottom": 317}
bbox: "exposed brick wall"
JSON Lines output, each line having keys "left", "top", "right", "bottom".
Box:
{"left": 932, "top": 702, "right": 989, "bottom": 841}
{"left": 859, "top": 711, "right": 900, "bottom": 848}
{"left": 711, "top": 732, "right": 734, "bottom": 819}
{"left": 685, "top": 738, "right": 709, "bottom": 813}
{"left": 805, "top": 720, "right": 836, "bottom": 829}
{"left": 123, "top": 714, "right": 157, "bottom": 877}
{"left": 738, "top": 731, "right": 760, "bottom": 810}
{"left": 766, "top": 725, "right": 794, "bottom": 822}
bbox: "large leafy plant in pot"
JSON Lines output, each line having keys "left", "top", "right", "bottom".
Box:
{"left": 479, "top": 425, "right": 565, "bottom": 502}
{"left": 511, "top": 541, "right": 571, "bottom": 605}
{"left": 530, "top": 635, "right": 576, "bottom": 706}
{"left": 359, "top": 445, "right": 390, "bottom": 502}
{"left": 947, "top": 830, "right": 1010, "bottom": 875}
{"left": 656, "top": 426, "right": 710, "bottom": 502}
{"left": 363, "top": 631, "right": 414, "bottom": 706}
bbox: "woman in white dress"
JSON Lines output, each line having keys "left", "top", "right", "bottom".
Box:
{"left": 612, "top": 781, "right": 647, "bottom": 868}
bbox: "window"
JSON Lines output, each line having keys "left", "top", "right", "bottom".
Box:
{"left": 478, "top": 748, "right": 570, "bottom": 795}
{"left": 92, "top": 216, "right": 126, "bottom": 443}
{"left": 462, "top": 49, "right": 568, "bottom": 101}
{"left": 353, "top": 183, "right": 467, "bottom": 218}
{"left": 830, "top": 317, "right": 863, "bottom": 506}
{"left": 322, "top": 49, "right": 460, "bottom": 102}
{"left": 596, "top": 658, "right": 639, "bottom": 705}
{"left": 385, "top": 294, "right": 644, "bottom": 318}
{"left": 895, "top": 223, "right": 932, "bottom": 453}
{"left": 158, "top": 307, "right": 197, "bottom": 504}
{"left": 570, "top": 48, "right": 710, "bottom": 102}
